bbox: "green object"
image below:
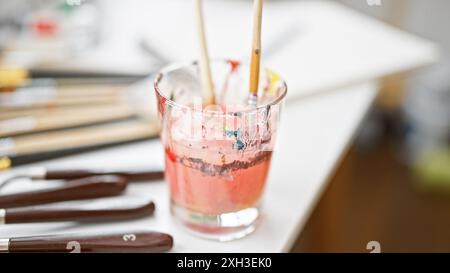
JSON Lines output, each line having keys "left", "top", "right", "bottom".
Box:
{"left": 415, "top": 147, "right": 450, "bottom": 192}
{"left": 58, "top": 0, "right": 78, "bottom": 14}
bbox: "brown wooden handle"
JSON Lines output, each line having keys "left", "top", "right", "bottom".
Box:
{"left": 4, "top": 201, "right": 155, "bottom": 224}
{"left": 8, "top": 231, "right": 173, "bottom": 252}
{"left": 45, "top": 169, "right": 164, "bottom": 182}
{"left": 0, "top": 175, "right": 127, "bottom": 208}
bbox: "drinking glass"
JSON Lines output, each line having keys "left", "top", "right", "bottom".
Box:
{"left": 154, "top": 60, "right": 287, "bottom": 241}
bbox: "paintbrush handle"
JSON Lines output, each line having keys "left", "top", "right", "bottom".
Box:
{"left": 249, "top": 0, "right": 263, "bottom": 98}
{"left": 1, "top": 201, "right": 155, "bottom": 224}
{"left": 44, "top": 169, "right": 164, "bottom": 182}
{"left": 0, "top": 105, "right": 138, "bottom": 138}
{"left": 195, "top": 0, "right": 215, "bottom": 105}
{"left": 0, "top": 231, "right": 173, "bottom": 253}
{"left": 1, "top": 119, "right": 159, "bottom": 161}
{"left": 0, "top": 175, "right": 127, "bottom": 208}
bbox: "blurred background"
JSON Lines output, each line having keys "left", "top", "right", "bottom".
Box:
{"left": 0, "top": 0, "right": 449, "bottom": 252}
{"left": 294, "top": 0, "right": 450, "bottom": 252}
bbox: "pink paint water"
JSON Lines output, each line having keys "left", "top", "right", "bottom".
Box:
{"left": 165, "top": 142, "right": 272, "bottom": 215}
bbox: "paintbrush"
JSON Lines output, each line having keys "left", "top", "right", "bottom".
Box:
{"left": 0, "top": 118, "right": 160, "bottom": 170}
{"left": 0, "top": 231, "right": 173, "bottom": 252}
{"left": 0, "top": 83, "right": 123, "bottom": 109}
{"left": 0, "top": 199, "right": 155, "bottom": 224}
{"left": 195, "top": 0, "right": 216, "bottom": 106}
{"left": 0, "top": 167, "right": 163, "bottom": 190}
{"left": 248, "top": 0, "right": 263, "bottom": 106}
{"left": 0, "top": 104, "right": 139, "bottom": 138}
{"left": 0, "top": 175, "right": 127, "bottom": 208}
{"left": 0, "top": 67, "right": 147, "bottom": 91}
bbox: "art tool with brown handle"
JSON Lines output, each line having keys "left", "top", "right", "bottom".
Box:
{"left": 0, "top": 200, "right": 155, "bottom": 224}
{"left": 0, "top": 175, "right": 127, "bottom": 208}
{"left": 0, "top": 231, "right": 173, "bottom": 252}
{"left": 42, "top": 168, "right": 164, "bottom": 181}
{"left": 0, "top": 167, "right": 164, "bottom": 190}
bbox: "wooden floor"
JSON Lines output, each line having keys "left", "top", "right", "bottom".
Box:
{"left": 291, "top": 139, "right": 450, "bottom": 253}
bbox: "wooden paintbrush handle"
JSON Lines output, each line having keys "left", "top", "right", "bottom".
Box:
{"left": 0, "top": 175, "right": 127, "bottom": 208}
{"left": 2, "top": 201, "right": 155, "bottom": 224}
{"left": 0, "top": 104, "right": 138, "bottom": 138}
{"left": 2, "top": 231, "right": 173, "bottom": 253}
{"left": 4, "top": 119, "right": 159, "bottom": 157}
{"left": 249, "top": 0, "right": 263, "bottom": 97}
{"left": 195, "top": 0, "right": 215, "bottom": 105}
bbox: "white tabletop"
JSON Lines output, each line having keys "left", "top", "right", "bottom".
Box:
{"left": 0, "top": 82, "right": 377, "bottom": 252}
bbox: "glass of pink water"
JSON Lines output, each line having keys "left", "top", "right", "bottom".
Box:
{"left": 154, "top": 60, "right": 287, "bottom": 241}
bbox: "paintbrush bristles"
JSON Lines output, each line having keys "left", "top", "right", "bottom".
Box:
{"left": 195, "top": 0, "right": 215, "bottom": 106}
{"left": 249, "top": 0, "right": 263, "bottom": 99}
